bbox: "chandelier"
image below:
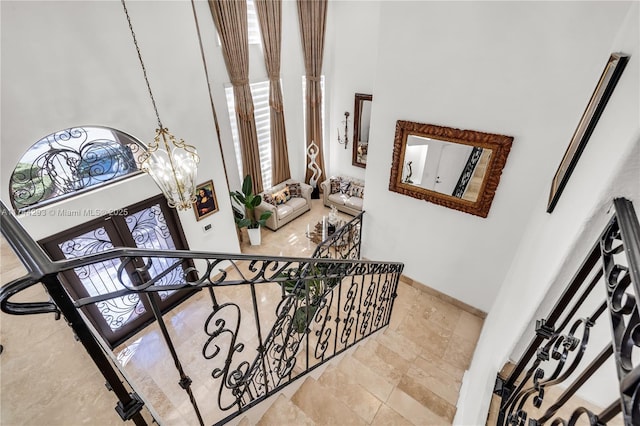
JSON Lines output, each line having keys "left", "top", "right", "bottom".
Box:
{"left": 122, "top": 0, "right": 199, "bottom": 210}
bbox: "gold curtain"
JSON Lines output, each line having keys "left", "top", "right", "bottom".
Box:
{"left": 209, "top": 0, "right": 263, "bottom": 194}
{"left": 255, "top": 0, "right": 291, "bottom": 186}
{"left": 298, "top": 0, "right": 327, "bottom": 186}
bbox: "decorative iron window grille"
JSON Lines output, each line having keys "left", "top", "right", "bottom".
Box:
{"left": 10, "top": 126, "right": 147, "bottom": 213}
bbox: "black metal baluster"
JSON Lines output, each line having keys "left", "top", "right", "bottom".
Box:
{"left": 248, "top": 283, "right": 270, "bottom": 396}
{"left": 42, "top": 275, "right": 147, "bottom": 425}
{"left": 388, "top": 272, "right": 400, "bottom": 326}
{"left": 354, "top": 269, "right": 365, "bottom": 346}
{"left": 305, "top": 275, "right": 310, "bottom": 372}
{"left": 145, "top": 293, "right": 204, "bottom": 426}
{"left": 333, "top": 278, "right": 343, "bottom": 358}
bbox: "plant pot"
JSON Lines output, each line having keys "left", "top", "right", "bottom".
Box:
{"left": 247, "top": 227, "right": 262, "bottom": 245}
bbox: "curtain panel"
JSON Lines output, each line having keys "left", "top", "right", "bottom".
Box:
{"left": 209, "top": 0, "right": 263, "bottom": 194}
{"left": 298, "top": 0, "right": 328, "bottom": 187}
{"left": 255, "top": 0, "right": 291, "bottom": 186}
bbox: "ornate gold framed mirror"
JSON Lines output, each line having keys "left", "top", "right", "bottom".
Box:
{"left": 389, "top": 120, "right": 513, "bottom": 218}
{"left": 352, "top": 93, "right": 372, "bottom": 168}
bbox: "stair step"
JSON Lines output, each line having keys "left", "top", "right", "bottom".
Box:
{"left": 257, "top": 394, "right": 314, "bottom": 426}
{"left": 352, "top": 339, "right": 409, "bottom": 386}
{"left": 291, "top": 377, "right": 366, "bottom": 425}
{"left": 317, "top": 364, "right": 382, "bottom": 423}
{"left": 335, "top": 354, "right": 395, "bottom": 402}
{"left": 386, "top": 387, "right": 449, "bottom": 426}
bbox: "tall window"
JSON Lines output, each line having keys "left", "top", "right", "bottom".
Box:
{"left": 216, "top": 0, "right": 261, "bottom": 46}
{"left": 246, "top": 0, "right": 260, "bottom": 45}
{"left": 225, "top": 80, "right": 273, "bottom": 189}
{"left": 302, "top": 75, "right": 326, "bottom": 154}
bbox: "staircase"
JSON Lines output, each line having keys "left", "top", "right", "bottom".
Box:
{"left": 0, "top": 201, "right": 485, "bottom": 425}
{"left": 461, "top": 149, "right": 492, "bottom": 202}
{"left": 231, "top": 275, "right": 484, "bottom": 426}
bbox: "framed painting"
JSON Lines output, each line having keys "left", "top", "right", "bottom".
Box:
{"left": 547, "top": 52, "right": 629, "bottom": 213}
{"left": 193, "top": 180, "right": 218, "bottom": 221}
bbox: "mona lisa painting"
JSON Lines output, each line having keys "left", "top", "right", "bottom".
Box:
{"left": 193, "top": 180, "right": 219, "bottom": 221}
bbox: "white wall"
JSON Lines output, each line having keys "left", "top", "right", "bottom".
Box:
{"left": 455, "top": 2, "right": 639, "bottom": 423}
{"left": 359, "top": 1, "right": 632, "bottom": 312}
{"left": 1, "top": 1, "right": 238, "bottom": 253}
{"left": 325, "top": 0, "right": 381, "bottom": 180}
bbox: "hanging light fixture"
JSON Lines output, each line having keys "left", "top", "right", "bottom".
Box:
{"left": 122, "top": 0, "right": 199, "bottom": 210}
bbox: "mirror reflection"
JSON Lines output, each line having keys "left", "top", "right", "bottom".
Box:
{"left": 352, "top": 93, "right": 372, "bottom": 168}
{"left": 389, "top": 120, "right": 513, "bottom": 218}
{"left": 402, "top": 135, "right": 493, "bottom": 202}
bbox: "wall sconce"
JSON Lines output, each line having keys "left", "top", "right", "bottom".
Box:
{"left": 337, "top": 111, "right": 350, "bottom": 149}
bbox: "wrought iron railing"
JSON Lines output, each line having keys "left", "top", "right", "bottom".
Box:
{"left": 311, "top": 211, "right": 363, "bottom": 260}
{"left": 493, "top": 198, "right": 640, "bottom": 425}
{"left": 0, "top": 202, "right": 402, "bottom": 425}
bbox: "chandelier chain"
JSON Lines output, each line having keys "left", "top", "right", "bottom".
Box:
{"left": 121, "top": 0, "right": 163, "bottom": 129}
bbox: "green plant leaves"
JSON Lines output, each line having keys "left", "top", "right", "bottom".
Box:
{"left": 230, "top": 175, "right": 271, "bottom": 229}
{"left": 292, "top": 305, "right": 318, "bottom": 334}
{"left": 242, "top": 174, "right": 252, "bottom": 196}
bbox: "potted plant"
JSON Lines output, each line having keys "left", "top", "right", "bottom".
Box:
{"left": 230, "top": 175, "right": 272, "bottom": 245}
{"left": 279, "top": 261, "right": 343, "bottom": 333}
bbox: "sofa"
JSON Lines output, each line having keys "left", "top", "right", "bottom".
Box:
{"left": 254, "top": 179, "right": 313, "bottom": 231}
{"left": 320, "top": 176, "right": 365, "bottom": 216}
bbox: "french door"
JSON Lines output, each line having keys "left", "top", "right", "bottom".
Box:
{"left": 40, "top": 195, "right": 196, "bottom": 348}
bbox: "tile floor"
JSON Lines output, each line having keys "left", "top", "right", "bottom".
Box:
{"left": 1, "top": 200, "right": 485, "bottom": 425}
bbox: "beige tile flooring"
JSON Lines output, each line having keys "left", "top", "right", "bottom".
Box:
{"left": 0, "top": 200, "right": 485, "bottom": 425}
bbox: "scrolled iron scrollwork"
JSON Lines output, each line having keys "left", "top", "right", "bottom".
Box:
{"left": 505, "top": 316, "right": 594, "bottom": 425}
{"left": 10, "top": 127, "right": 146, "bottom": 212}
{"left": 359, "top": 276, "right": 378, "bottom": 336}
{"left": 313, "top": 291, "right": 334, "bottom": 360}
{"left": 340, "top": 279, "right": 359, "bottom": 345}
{"left": 202, "top": 302, "right": 251, "bottom": 410}
{"left": 602, "top": 217, "right": 640, "bottom": 375}
{"left": 375, "top": 276, "right": 392, "bottom": 329}
{"left": 549, "top": 407, "right": 600, "bottom": 426}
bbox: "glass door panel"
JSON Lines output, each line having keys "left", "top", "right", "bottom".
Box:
{"left": 57, "top": 227, "right": 145, "bottom": 332}
{"left": 125, "top": 203, "right": 184, "bottom": 300}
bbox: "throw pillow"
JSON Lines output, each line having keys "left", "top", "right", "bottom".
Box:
{"left": 330, "top": 177, "right": 341, "bottom": 194}
{"left": 288, "top": 182, "right": 302, "bottom": 197}
{"left": 263, "top": 193, "right": 277, "bottom": 206}
{"left": 272, "top": 187, "right": 290, "bottom": 205}
{"left": 349, "top": 184, "right": 364, "bottom": 198}
{"left": 339, "top": 179, "right": 351, "bottom": 194}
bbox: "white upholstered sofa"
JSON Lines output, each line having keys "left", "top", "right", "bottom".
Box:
{"left": 254, "top": 179, "right": 312, "bottom": 231}
{"left": 320, "top": 176, "right": 365, "bottom": 216}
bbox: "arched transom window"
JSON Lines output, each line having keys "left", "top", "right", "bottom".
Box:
{"left": 10, "top": 126, "right": 147, "bottom": 212}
